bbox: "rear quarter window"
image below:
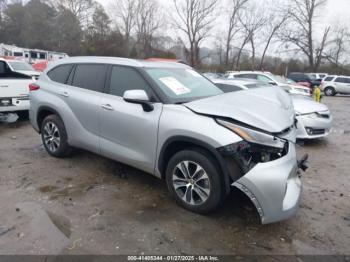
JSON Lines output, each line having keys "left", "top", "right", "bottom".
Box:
{"left": 335, "top": 77, "right": 349, "bottom": 83}
{"left": 47, "top": 64, "right": 73, "bottom": 84}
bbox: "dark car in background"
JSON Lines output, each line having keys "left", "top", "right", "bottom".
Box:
{"left": 288, "top": 72, "right": 322, "bottom": 89}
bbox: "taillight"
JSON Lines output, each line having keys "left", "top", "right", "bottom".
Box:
{"left": 29, "top": 83, "right": 40, "bottom": 91}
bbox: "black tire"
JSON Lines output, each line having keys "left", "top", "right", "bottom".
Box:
{"left": 324, "top": 87, "right": 336, "bottom": 96}
{"left": 165, "top": 148, "right": 225, "bottom": 214}
{"left": 41, "top": 114, "right": 71, "bottom": 157}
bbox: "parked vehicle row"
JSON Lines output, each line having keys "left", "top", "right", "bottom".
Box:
{"left": 29, "top": 57, "right": 309, "bottom": 224}
{"left": 213, "top": 79, "right": 333, "bottom": 140}
{"left": 225, "top": 71, "right": 311, "bottom": 96}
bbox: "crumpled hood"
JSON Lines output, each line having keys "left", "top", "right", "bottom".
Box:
{"left": 185, "top": 87, "right": 295, "bottom": 133}
{"left": 292, "top": 96, "right": 329, "bottom": 114}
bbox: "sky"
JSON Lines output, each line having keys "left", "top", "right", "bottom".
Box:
{"left": 98, "top": 0, "right": 350, "bottom": 58}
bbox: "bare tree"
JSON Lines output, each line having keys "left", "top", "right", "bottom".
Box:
{"left": 0, "top": 0, "right": 6, "bottom": 25}
{"left": 172, "top": 0, "right": 218, "bottom": 67}
{"left": 110, "top": 0, "right": 137, "bottom": 54}
{"left": 54, "top": 0, "right": 94, "bottom": 27}
{"left": 259, "top": 1, "right": 290, "bottom": 70}
{"left": 224, "top": 0, "right": 248, "bottom": 67}
{"left": 235, "top": 3, "right": 266, "bottom": 70}
{"left": 280, "top": 0, "right": 330, "bottom": 71}
{"left": 324, "top": 25, "right": 349, "bottom": 67}
{"left": 135, "top": 0, "right": 162, "bottom": 58}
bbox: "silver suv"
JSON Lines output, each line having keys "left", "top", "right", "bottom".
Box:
{"left": 30, "top": 57, "right": 306, "bottom": 224}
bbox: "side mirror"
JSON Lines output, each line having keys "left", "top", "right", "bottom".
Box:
{"left": 269, "top": 81, "right": 277, "bottom": 86}
{"left": 123, "top": 90, "right": 154, "bottom": 112}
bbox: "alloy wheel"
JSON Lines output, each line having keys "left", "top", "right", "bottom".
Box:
{"left": 172, "top": 161, "right": 211, "bottom": 205}
{"left": 43, "top": 122, "right": 61, "bottom": 153}
{"left": 325, "top": 88, "right": 334, "bottom": 96}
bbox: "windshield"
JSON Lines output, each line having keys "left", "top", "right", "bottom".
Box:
{"left": 8, "top": 61, "right": 34, "bottom": 71}
{"left": 145, "top": 68, "right": 223, "bottom": 103}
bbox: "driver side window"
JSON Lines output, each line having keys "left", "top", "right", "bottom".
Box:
{"left": 109, "top": 66, "right": 156, "bottom": 101}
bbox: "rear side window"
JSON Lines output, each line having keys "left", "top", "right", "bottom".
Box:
{"left": 0, "top": 61, "right": 31, "bottom": 79}
{"left": 324, "top": 76, "right": 334, "bottom": 82}
{"left": 335, "top": 77, "right": 350, "bottom": 84}
{"left": 48, "top": 64, "right": 73, "bottom": 84}
{"left": 109, "top": 66, "right": 155, "bottom": 99}
{"left": 72, "top": 64, "right": 107, "bottom": 92}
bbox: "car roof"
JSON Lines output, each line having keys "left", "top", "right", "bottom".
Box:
{"left": 45, "top": 56, "right": 191, "bottom": 72}
{"left": 212, "top": 79, "right": 257, "bottom": 86}
{"left": 225, "top": 71, "right": 272, "bottom": 75}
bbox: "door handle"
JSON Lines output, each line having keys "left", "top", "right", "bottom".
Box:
{"left": 101, "top": 104, "right": 114, "bottom": 111}
{"left": 0, "top": 85, "right": 9, "bottom": 88}
{"left": 60, "top": 91, "right": 69, "bottom": 98}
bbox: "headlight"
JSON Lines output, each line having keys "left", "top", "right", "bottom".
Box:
{"left": 217, "top": 119, "right": 286, "bottom": 149}
{"left": 296, "top": 112, "right": 319, "bottom": 119}
{"left": 305, "top": 113, "right": 318, "bottom": 119}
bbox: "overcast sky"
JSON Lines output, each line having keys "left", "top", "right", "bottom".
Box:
{"left": 98, "top": 0, "right": 350, "bottom": 58}
{"left": 99, "top": 0, "right": 350, "bottom": 26}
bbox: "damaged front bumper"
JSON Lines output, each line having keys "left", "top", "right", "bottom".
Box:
{"left": 296, "top": 111, "right": 332, "bottom": 139}
{"left": 232, "top": 142, "right": 306, "bottom": 224}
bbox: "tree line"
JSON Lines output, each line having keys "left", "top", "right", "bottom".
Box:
{"left": 0, "top": 0, "right": 349, "bottom": 74}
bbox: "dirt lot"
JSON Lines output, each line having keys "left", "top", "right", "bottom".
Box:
{"left": 0, "top": 96, "right": 349, "bottom": 256}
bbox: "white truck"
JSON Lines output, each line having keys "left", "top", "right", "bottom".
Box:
{"left": 0, "top": 58, "right": 33, "bottom": 116}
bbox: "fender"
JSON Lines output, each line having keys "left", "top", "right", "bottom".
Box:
{"left": 158, "top": 136, "right": 232, "bottom": 195}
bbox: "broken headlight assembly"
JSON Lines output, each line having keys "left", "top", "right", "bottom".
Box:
{"left": 216, "top": 119, "right": 289, "bottom": 174}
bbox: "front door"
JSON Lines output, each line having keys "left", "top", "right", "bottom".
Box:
{"left": 100, "top": 65, "right": 163, "bottom": 174}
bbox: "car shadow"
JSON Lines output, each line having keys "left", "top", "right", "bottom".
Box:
{"left": 66, "top": 148, "right": 261, "bottom": 225}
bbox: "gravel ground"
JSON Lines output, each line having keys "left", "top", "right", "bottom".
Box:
{"left": 0, "top": 96, "right": 349, "bottom": 256}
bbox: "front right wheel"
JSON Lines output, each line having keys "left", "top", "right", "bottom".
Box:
{"left": 165, "top": 149, "right": 225, "bottom": 214}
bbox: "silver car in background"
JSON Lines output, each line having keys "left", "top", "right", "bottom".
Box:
{"left": 30, "top": 57, "right": 307, "bottom": 224}
{"left": 225, "top": 71, "right": 311, "bottom": 96}
{"left": 321, "top": 75, "right": 350, "bottom": 96}
{"left": 213, "top": 79, "right": 332, "bottom": 139}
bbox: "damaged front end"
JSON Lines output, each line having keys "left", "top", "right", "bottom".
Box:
{"left": 216, "top": 118, "right": 308, "bottom": 224}
{"left": 216, "top": 118, "right": 292, "bottom": 176}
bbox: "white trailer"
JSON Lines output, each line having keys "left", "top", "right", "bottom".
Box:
{"left": 0, "top": 43, "right": 68, "bottom": 64}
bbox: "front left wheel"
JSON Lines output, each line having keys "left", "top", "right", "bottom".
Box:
{"left": 41, "top": 114, "right": 71, "bottom": 157}
{"left": 165, "top": 149, "right": 225, "bottom": 214}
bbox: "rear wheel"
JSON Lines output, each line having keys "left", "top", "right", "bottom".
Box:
{"left": 324, "top": 87, "right": 336, "bottom": 96}
{"left": 41, "top": 114, "right": 71, "bottom": 157}
{"left": 165, "top": 149, "right": 225, "bottom": 214}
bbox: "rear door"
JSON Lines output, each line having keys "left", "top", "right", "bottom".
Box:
{"left": 63, "top": 63, "right": 108, "bottom": 153}
{"left": 99, "top": 65, "right": 163, "bottom": 174}
{"left": 334, "top": 77, "right": 350, "bottom": 93}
